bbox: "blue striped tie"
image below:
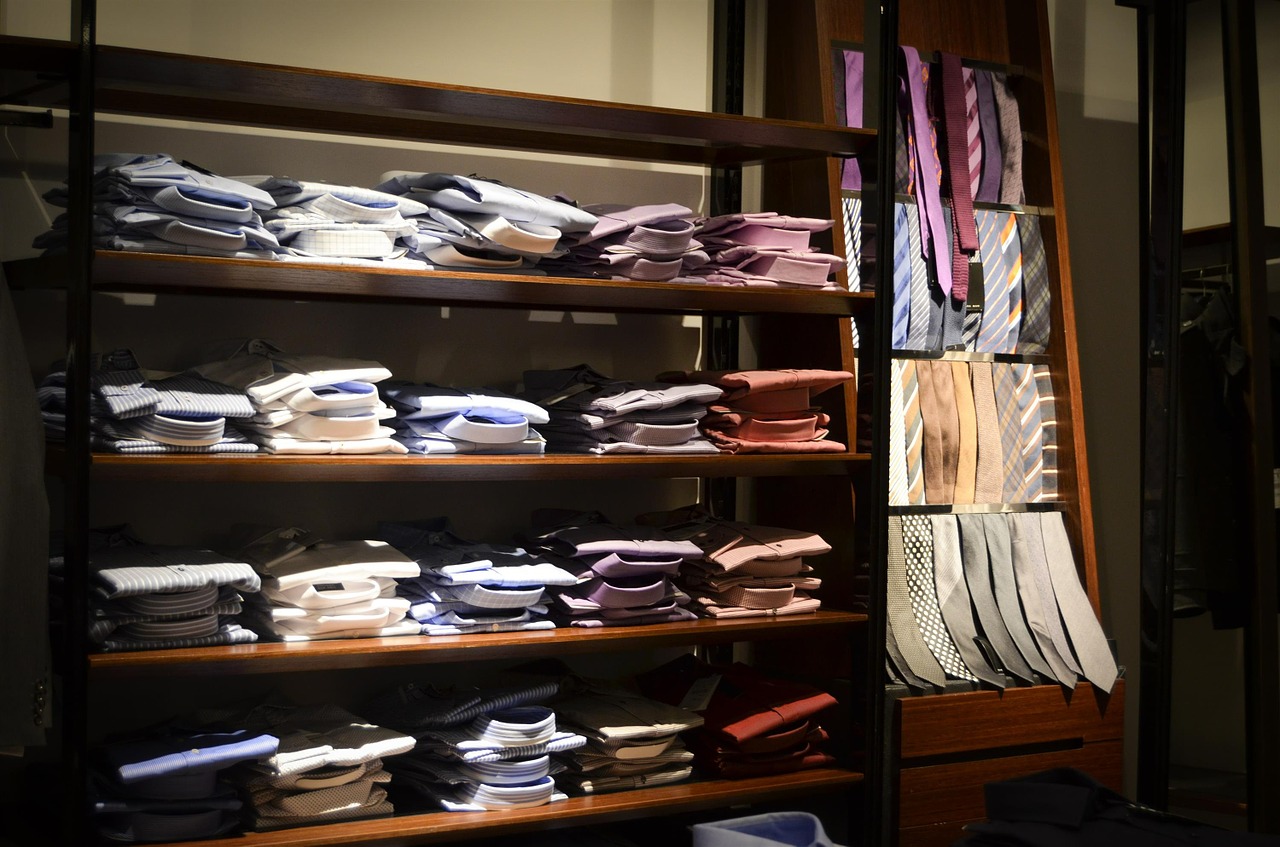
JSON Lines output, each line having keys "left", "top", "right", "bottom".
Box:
{"left": 904, "top": 204, "right": 931, "bottom": 350}
{"left": 892, "top": 203, "right": 911, "bottom": 348}
{"left": 973, "top": 209, "right": 1008, "bottom": 353}
{"left": 998, "top": 212, "right": 1024, "bottom": 353}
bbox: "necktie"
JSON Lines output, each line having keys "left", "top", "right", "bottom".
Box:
{"left": 992, "top": 72, "right": 1025, "bottom": 205}
{"left": 900, "top": 361, "right": 926, "bottom": 505}
{"left": 917, "top": 360, "right": 948, "bottom": 505}
{"left": 885, "top": 622, "right": 928, "bottom": 689}
{"left": 950, "top": 361, "right": 978, "bottom": 505}
{"left": 940, "top": 53, "right": 980, "bottom": 304}
{"left": 1040, "top": 512, "right": 1119, "bottom": 692}
{"left": 1034, "top": 365, "right": 1059, "bottom": 500}
{"left": 930, "top": 361, "right": 960, "bottom": 503}
{"left": 1016, "top": 214, "right": 1051, "bottom": 353}
{"left": 983, "top": 515, "right": 1054, "bottom": 679}
{"left": 891, "top": 203, "right": 911, "bottom": 348}
{"left": 901, "top": 47, "right": 952, "bottom": 298}
{"left": 843, "top": 196, "right": 863, "bottom": 292}
{"left": 934, "top": 213, "right": 964, "bottom": 349}
{"left": 931, "top": 515, "right": 1004, "bottom": 687}
{"left": 841, "top": 49, "right": 864, "bottom": 192}
{"left": 969, "top": 362, "right": 1005, "bottom": 503}
{"left": 973, "top": 209, "right": 1009, "bottom": 353}
{"left": 963, "top": 68, "right": 982, "bottom": 200}
{"left": 888, "top": 360, "right": 909, "bottom": 506}
{"left": 993, "top": 364, "right": 1026, "bottom": 502}
{"left": 1012, "top": 363, "right": 1044, "bottom": 502}
{"left": 887, "top": 517, "right": 946, "bottom": 686}
{"left": 904, "top": 204, "right": 932, "bottom": 350}
{"left": 896, "top": 82, "right": 915, "bottom": 196}
{"left": 900, "top": 514, "right": 974, "bottom": 681}
{"left": 1008, "top": 513, "right": 1080, "bottom": 686}
{"left": 998, "top": 212, "right": 1024, "bottom": 354}
{"left": 975, "top": 70, "right": 1004, "bottom": 204}
{"left": 956, "top": 515, "right": 1035, "bottom": 683}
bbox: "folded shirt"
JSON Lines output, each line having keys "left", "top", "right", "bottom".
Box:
{"left": 375, "top": 171, "right": 598, "bottom": 232}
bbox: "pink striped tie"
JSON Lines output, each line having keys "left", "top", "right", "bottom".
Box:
{"left": 964, "top": 68, "right": 982, "bottom": 199}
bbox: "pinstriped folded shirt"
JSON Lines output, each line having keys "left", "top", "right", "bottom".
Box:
{"left": 89, "top": 598, "right": 244, "bottom": 644}
{"left": 99, "top": 620, "right": 259, "bottom": 653}
{"left": 418, "top": 730, "right": 587, "bottom": 763}
{"left": 91, "top": 546, "right": 261, "bottom": 599}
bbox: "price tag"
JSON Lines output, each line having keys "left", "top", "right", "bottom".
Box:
{"left": 678, "top": 673, "right": 721, "bottom": 712}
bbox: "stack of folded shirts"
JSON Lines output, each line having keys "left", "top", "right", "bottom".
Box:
{"left": 521, "top": 364, "right": 723, "bottom": 455}
{"left": 88, "top": 545, "right": 261, "bottom": 652}
{"left": 367, "top": 680, "right": 584, "bottom": 812}
{"left": 546, "top": 202, "right": 707, "bottom": 282}
{"left": 378, "top": 518, "right": 577, "bottom": 635}
{"left": 639, "top": 507, "right": 830, "bottom": 618}
{"left": 638, "top": 654, "right": 838, "bottom": 778}
{"left": 685, "top": 212, "right": 842, "bottom": 289}
{"left": 374, "top": 171, "right": 597, "bottom": 271}
{"left": 660, "top": 368, "right": 854, "bottom": 454}
{"left": 38, "top": 350, "right": 260, "bottom": 454}
{"left": 236, "top": 527, "right": 420, "bottom": 641}
{"left": 525, "top": 510, "right": 703, "bottom": 627}
{"left": 380, "top": 382, "right": 550, "bottom": 455}
{"left": 190, "top": 339, "right": 406, "bottom": 455}
{"left": 221, "top": 703, "right": 414, "bottom": 830}
{"left": 35, "top": 153, "right": 281, "bottom": 259}
{"left": 242, "top": 176, "right": 430, "bottom": 264}
{"left": 550, "top": 681, "right": 702, "bottom": 794}
{"left": 92, "top": 727, "right": 279, "bottom": 843}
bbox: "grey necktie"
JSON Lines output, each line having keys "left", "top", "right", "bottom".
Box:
{"left": 1008, "top": 513, "right": 1079, "bottom": 687}
{"left": 901, "top": 515, "right": 975, "bottom": 681}
{"left": 887, "top": 516, "right": 946, "bottom": 686}
{"left": 982, "top": 514, "right": 1053, "bottom": 679}
{"left": 886, "top": 617, "right": 931, "bottom": 691}
{"left": 1040, "top": 512, "right": 1119, "bottom": 692}
{"left": 931, "top": 515, "right": 1004, "bottom": 687}
{"left": 957, "top": 514, "right": 1035, "bottom": 684}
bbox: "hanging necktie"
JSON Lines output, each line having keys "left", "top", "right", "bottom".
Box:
{"left": 992, "top": 72, "right": 1025, "bottom": 205}
{"left": 901, "top": 514, "right": 974, "bottom": 681}
{"left": 999, "top": 213, "right": 1024, "bottom": 354}
{"left": 940, "top": 53, "right": 980, "bottom": 309}
{"left": 956, "top": 515, "right": 1036, "bottom": 683}
{"left": 917, "top": 360, "right": 954, "bottom": 505}
{"left": 1034, "top": 365, "right": 1059, "bottom": 500}
{"left": 843, "top": 195, "right": 863, "bottom": 293}
{"left": 931, "top": 515, "right": 1005, "bottom": 687}
{"left": 1016, "top": 215, "right": 1051, "bottom": 353}
{"left": 888, "top": 360, "right": 909, "bottom": 506}
{"left": 963, "top": 68, "right": 983, "bottom": 200}
{"left": 1008, "top": 512, "right": 1080, "bottom": 687}
{"left": 931, "top": 361, "right": 960, "bottom": 503}
{"left": 840, "top": 49, "right": 864, "bottom": 192}
{"left": 904, "top": 204, "right": 932, "bottom": 350}
{"left": 975, "top": 70, "right": 1004, "bottom": 203}
{"left": 993, "top": 363, "right": 1026, "bottom": 502}
{"left": 983, "top": 514, "right": 1054, "bottom": 679}
{"left": 887, "top": 517, "right": 946, "bottom": 687}
{"left": 1040, "top": 512, "right": 1119, "bottom": 692}
{"left": 900, "top": 360, "right": 927, "bottom": 506}
{"left": 1012, "top": 363, "right": 1044, "bottom": 502}
{"left": 973, "top": 209, "right": 1008, "bottom": 353}
{"left": 901, "top": 47, "right": 952, "bottom": 299}
{"left": 951, "top": 361, "right": 978, "bottom": 505}
{"left": 891, "top": 203, "right": 911, "bottom": 348}
{"left": 969, "top": 362, "right": 1005, "bottom": 503}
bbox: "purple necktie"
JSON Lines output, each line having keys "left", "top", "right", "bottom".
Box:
{"left": 940, "top": 53, "right": 979, "bottom": 303}
{"left": 901, "top": 46, "right": 952, "bottom": 298}
{"left": 841, "top": 49, "right": 864, "bottom": 191}
{"left": 975, "top": 70, "right": 1003, "bottom": 204}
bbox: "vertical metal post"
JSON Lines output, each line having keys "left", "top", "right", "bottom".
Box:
{"left": 1135, "top": 0, "right": 1184, "bottom": 811}
{"left": 63, "top": 0, "right": 95, "bottom": 843}
{"left": 1220, "top": 0, "right": 1280, "bottom": 832}
{"left": 864, "top": 0, "right": 899, "bottom": 843}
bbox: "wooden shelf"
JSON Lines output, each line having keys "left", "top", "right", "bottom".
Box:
{"left": 20, "top": 41, "right": 871, "bottom": 167}
{"left": 5, "top": 253, "right": 873, "bottom": 316}
{"left": 136, "top": 769, "right": 863, "bottom": 847}
{"left": 51, "top": 449, "right": 869, "bottom": 483}
{"left": 89, "top": 611, "right": 867, "bottom": 676}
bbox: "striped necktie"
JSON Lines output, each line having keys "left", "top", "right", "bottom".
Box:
{"left": 1034, "top": 365, "right": 1059, "bottom": 500}
{"left": 964, "top": 68, "right": 982, "bottom": 199}
{"left": 901, "top": 514, "right": 975, "bottom": 681}
{"left": 998, "top": 212, "right": 1024, "bottom": 354}
{"left": 842, "top": 195, "right": 863, "bottom": 292}
{"left": 1016, "top": 215, "right": 1051, "bottom": 353}
{"left": 891, "top": 203, "right": 911, "bottom": 348}
{"left": 1012, "top": 363, "right": 1044, "bottom": 502}
{"left": 993, "top": 363, "right": 1026, "bottom": 502}
{"left": 973, "top": 209, "right": 1008, "bottom": 353}
{"left": 888, "top": 360, "right": 909, "bottom": 506}
{"left": 900, "top": 360, "right": 926, "bottom": 506}
{"left": 904, "top": 204, "right": 932, "bottom": 350}
{"left": 940, "top": 53, "right": 979, "bottom": 304}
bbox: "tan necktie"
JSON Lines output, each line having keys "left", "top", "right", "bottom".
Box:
{"left": 929, "top": 361, "right": 960, "bottom": 503}
{"left": 969, "top": 362, "right": 1004, "bottom": 503}
{"left": 917, "top": 360, "right": 947, "bottom": 504}
{"left": 951, "top": 361, "right": 977, "bottom": 504}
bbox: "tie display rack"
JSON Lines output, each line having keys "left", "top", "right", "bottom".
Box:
{"left": 1, "top": 2, "right": 1120, "bottom": 846}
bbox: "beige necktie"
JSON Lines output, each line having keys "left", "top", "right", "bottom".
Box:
{"left": 929, "top": 361, "right": 960, "bottom": 503}
{"left": 951, "top": 361, "right": 978, "bottom": 504}
{"left": 917, "top": 360, "right": 947, "bottom": 505}
{"left": 969, "top": 362, "right": 1004, "bottom": 503}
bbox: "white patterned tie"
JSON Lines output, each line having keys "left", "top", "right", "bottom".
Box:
{"left": 888, "top": 360, "right": 909, "bottom": 506}
{"left": 904, "top": 204, "right": 931, "bottom": 350}
{"left": 901, "top": 514, "right": 974, "bottom": 681}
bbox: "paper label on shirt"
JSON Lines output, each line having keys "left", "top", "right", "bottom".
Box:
{"left": 537, "top": 383, "right": 593, "bottom": 407}
{"left": 678, "top": 674, "right": 721, "bottom": 712}
{"left": 313, "top": 583, "right": 344, "bottom": 592}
